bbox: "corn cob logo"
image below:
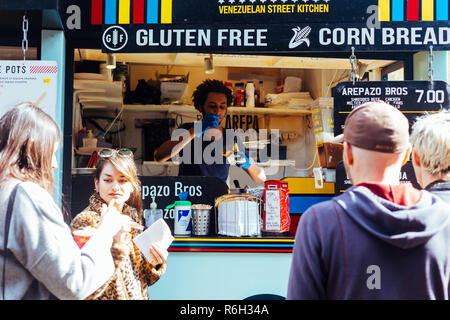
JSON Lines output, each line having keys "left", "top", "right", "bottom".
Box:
{"left": 289, "top": 26, "right": 311, "bottom": 48}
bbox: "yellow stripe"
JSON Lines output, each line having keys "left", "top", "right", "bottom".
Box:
{"left": 161, "top": 0, "right": 172, "bottom": 24}
{"left": 174, "top": 238, "right": 295, "bottom": 242}
{"left": 422, "top": 0, "right": 434, "bottom": 21}
{"left": 118, "top": 0, "right": 130, "bottom": 24}
{"left": 283, "top": 177, "right": 335, "bottom": 194}
{"left": 379, "top": 0, "right": 390, "bottom": 21}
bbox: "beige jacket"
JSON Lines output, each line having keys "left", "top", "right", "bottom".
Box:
{"left": 70, "top": 193, "right": 166, "bottom": 300}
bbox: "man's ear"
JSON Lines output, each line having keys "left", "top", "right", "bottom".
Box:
{"left": 344, "top": 142, "right": 354, "bottom": 166}
{"left": 411, "top": 149, "right": 421, "bottom": 168}
{"left": 401, "top": 143, "right": 412, "bottom": 167}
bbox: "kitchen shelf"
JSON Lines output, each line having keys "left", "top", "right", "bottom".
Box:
{"left": 142, "top": 160, "right": 296, "bottom": 167}
{"left": 123, "top": 104, "right": 311, "bottom": 116}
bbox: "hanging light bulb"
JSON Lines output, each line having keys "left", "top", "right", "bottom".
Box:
{"left": 106, "top": 53, "right": 116, "bottom": 69}
{"left": 204, "top": 54, "right": 214, "bottom": 74}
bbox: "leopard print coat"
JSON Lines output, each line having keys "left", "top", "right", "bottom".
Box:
{"left": 70, "top": 193, "right": 167, "bottom": 300}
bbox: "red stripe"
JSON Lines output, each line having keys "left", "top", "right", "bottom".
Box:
{"left": 91, "top": 0, "right": 103, "bottom": 25}
{"left": 407, "top": 0, "right": 419, "bottom": 21}
{"left": 30, "top": 66, "right": 57, "bottom": 73}
{"left": 133, "top": 0, "right": 145, "bottom": 24}
{"left": 168, "top": 248, "right": 293, "bottom": 253}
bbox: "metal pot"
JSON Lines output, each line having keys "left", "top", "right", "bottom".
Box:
{"left": 191, "top": 208, "right": 211, "bottom": 236}
{"left": 229, "top": 180, "right": 247, "bottom": 194}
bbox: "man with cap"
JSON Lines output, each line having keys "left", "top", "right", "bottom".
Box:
{"left": 287, "top": 101, "right": 450, "bottom": 300}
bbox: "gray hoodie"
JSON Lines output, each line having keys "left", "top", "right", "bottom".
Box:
{"left": 0, "top": 180, "right": 116, "bottom": 300}
{"left": 287, "top": 185, "right": 450, "bottom": 300}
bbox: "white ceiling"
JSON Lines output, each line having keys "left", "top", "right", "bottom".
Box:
{"left": 75, "top": 49, "right": 395, "bottom": 71}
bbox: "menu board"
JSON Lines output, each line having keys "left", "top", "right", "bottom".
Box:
{"left": 333, "top": 80, "right": 450, "bottom": 194}
{"left": 0, "top": 60, "right": 58, "bottom": 120}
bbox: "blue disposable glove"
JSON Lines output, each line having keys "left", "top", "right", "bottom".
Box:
{"left": 194, "top": 113, "right": 220, "bottom": 138}
{"left": 235, "top": 152, "right": 251, "bottom": 170}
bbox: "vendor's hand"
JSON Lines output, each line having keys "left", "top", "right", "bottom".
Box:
{"left": 149, "top": 242, "right": 168, "bottom": 267}
{"left": 235, "top": 152, "right": 251, "bottom": 170}
{"left": 194, "top": 113, "right": 220, "bottom": 138}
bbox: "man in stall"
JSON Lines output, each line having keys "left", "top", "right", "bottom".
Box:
{"left": 155, "top": 79, "right": 265, "bottom": 185}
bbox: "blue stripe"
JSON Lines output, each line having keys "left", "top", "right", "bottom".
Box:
{"left": 436, "top": 0, "right": 448, "bottom": 20}
{"left": 391, "top": 0, "right": 404, "bottom": 21}
{"left": 105, "top": 0, "right": 117, "bottom": 24}
{"left": 147, "top": 0, "right": 158, "bottom": 24}
{"left": 171, "top": 243, "right": 293, "bottom": 248}
{"left": 289, "top": 196, "right": 332, "bottom": 214}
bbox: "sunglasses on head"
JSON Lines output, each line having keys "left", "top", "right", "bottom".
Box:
{"left": 98, "top": 148, "right": 133, "bottom": 158}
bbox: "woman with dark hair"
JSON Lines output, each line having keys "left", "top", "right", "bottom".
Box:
{"left": 155, "top": 79, "right": 265, "bottom": 184}
{"left": 70, "top": 149, "right": 167, "bottom": 300}
{"left": 0, "top": 103, "right": 129, "bottom": 300}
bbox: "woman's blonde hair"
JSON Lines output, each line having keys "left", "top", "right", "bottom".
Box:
{"left": 95, "top": 153, "right": 143, "bottom": 212}
{"left": 0, "top": 103, "right": 61, "bottom": 194}
{"left": 411, "top": 110, "right": 450, "bottom": 177}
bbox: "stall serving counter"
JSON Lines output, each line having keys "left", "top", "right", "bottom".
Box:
{"left": 72, "top": 173, "right": 334, "bottom": 299}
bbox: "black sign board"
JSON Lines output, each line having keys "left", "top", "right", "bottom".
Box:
{"left": 335, "top": 160, "right": 421, "bottom": 195}
{"left": 60, "top": 0, "right": 450, "bottom": 52}
{"left": 333, "top": 80, "right": 450, "bottom": 195}
{"left": 334, "top": 80, "right": 450, "bottom": 134}
{"left": 71, "top": 175, "right": 228, "bottom": 234}
{"left": 101, "top": 22, "right": 450, "bottom": 53}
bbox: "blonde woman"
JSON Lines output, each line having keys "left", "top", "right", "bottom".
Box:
{"left": 70, "top": 149, "right": 168, "bottom": 300}
{"left": 0, "top": 103, "right": 129, "bottom": 300}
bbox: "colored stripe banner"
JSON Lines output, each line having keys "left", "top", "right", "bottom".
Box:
{"left": 379, "top": 0, "right": 390, "bottom": 21}
{"left": 30, "top": 65, "right": 58, "bottom": 73}
{"left": 168, "top": 237, "right": 295, "bottom": 253}
{"left": 436, "top": 0, "right": 448, "bottom": 21}
{"left": 93, "top": 0, "right": 170, "bottom": 25}
{"left": 118, "top": 0, "right": 131, "bottom": 24}
{"left": 289, "top": 196, "right": 333, "bottom": 214}
{"left": 147, "top": 0, "right": 159, "bottom": 24}
{"left": 422, "top": 0, "right": 434, "bottom": 21}
{"left": 93, "top": 0, "right": 447, "bottom": 26}
{"left": 91, "top": 0, "right": 102, "bottom": 25}
{"left": 380, "top": 0, "right": 444, "bottom": 22}
{"left": 391, "top": 0, "right": 404, "bottom": 21}
{"left": 407, "top": 0, "right": 419, "bottom": 21}
{"left": 133, "top": 0, "right": 145, "bottom": 24}
{"left": 161, "top": 0, "right": 172, "bottom": 24}
{"left": 105, "top": 0, "right": 117, "bottom": 24}
{"left": 436, "top": 0, "right": 449, "bottom": 20}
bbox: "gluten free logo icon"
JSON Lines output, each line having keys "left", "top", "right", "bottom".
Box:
{"left": 103, "top": 25, "right": 128, "bottom": 51}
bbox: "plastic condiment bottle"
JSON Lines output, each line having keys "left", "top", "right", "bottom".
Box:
{"left": 257, "top": 80, "right": 265, "bottom": 107}
{"left": 82, "top": 130, "right": 97, "bottom": 148}
{"left": 143, "top": 197, "right": 163, "bottom": 229}
{"left": 246, "top": 81, "right": 255, "bottom": 108}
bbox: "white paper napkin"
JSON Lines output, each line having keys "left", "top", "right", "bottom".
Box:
{"left": 132, "top": 218, "right": 174, "bottom": 264}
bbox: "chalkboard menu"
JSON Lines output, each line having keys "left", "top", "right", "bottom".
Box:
{"left": 333, "top": 80, "right": 450, "bottom": 195}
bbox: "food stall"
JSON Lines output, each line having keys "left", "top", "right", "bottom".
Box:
{"left": 62, "top": 0, "right": 450, "bottom": 299}
{"left": 2, "top": 0, "right": 445, "bottom": 299}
